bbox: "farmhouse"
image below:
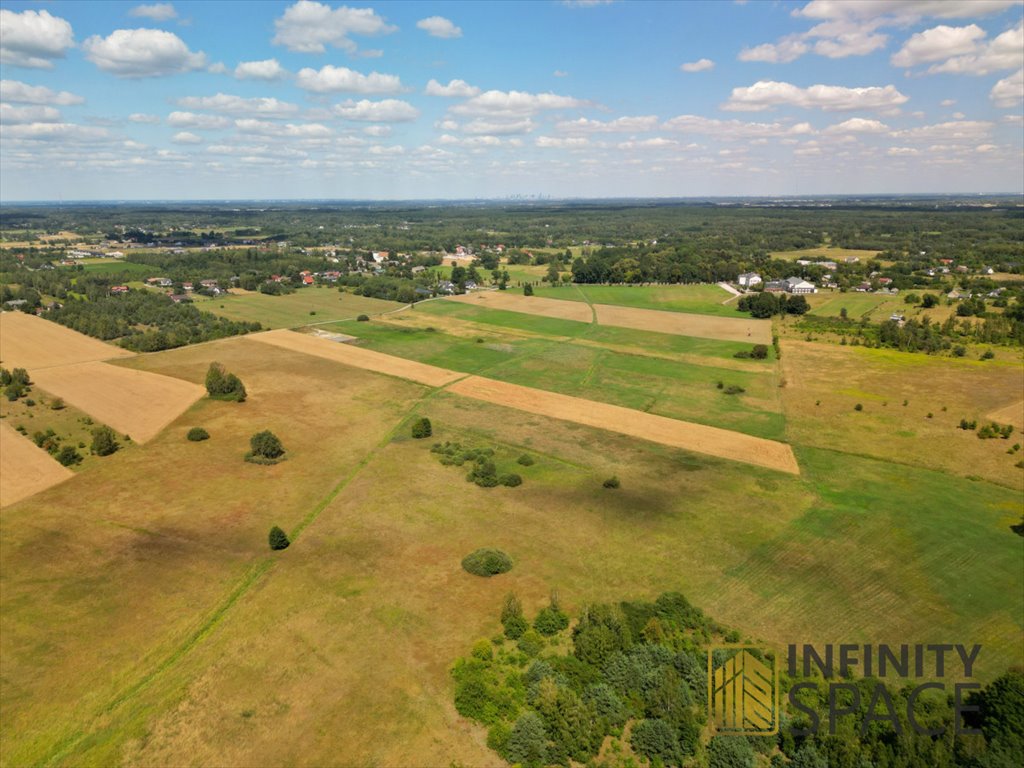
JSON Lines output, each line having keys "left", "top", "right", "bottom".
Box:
{"left": 785, "top": 277, "right": 817, "bottom": 294}
{"left": 764, "top": 280, "right": 788, "bottom": 293}
{"left": 110, "top": 285, "right": 129, "bottom": 294}
{"left": 738, "top": 272, "right": 762, "bottom": 289}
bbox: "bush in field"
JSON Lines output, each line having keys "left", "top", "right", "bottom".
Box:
{"left": 268, "top": 525, "right": 290, "bottom": 551}
{"left": 187, "top": 427, "right": 210, "bottom": 441}
{"left": 534, "top": 593, "right": 570, "bottom": 636}
{"left": 356, "top": 314, "right": 370, "bottom": 321}
{"left": 722, "top": 384, "right": 745, "bottom": 395}
{"left": 205, "top": 362, "right": 246, "bottom": 402}
{"left": 499, "top": 473, "right": 522, "bottom": 487}
{"left": 90, "top": 425, "right": 119, "bottom": 456}
{"left": 501, "top": 593, "right": 529, "bottom": 639}
{"left": 517, "top": 629, "right": 543, "bottom": 657}
{"left": 603, "top": 476, "right": 620, "bottom": 489}
{"left": 411, "top": 417, "right": 432, "bottom": 439}
{"left": 523, "top": 284, "right": 534, "bottom": 296}
{"left": 517, "top": 454, "right": 535, "bottom": 466}
{"left": 462, "top": 548, "right": 513, "bottom": 577}
{"left": 55, "top": 445, "right": 82, "bottom": 466}
{"left": 246, "top": 430, "right": 285, "bottom": 463}
{"left": 50, "top": 397, "right": 66, "bottom": 410}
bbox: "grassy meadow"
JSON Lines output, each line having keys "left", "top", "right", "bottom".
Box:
{"left": 769, "top": 246, "right": 882, "bottom": 262}
{"left": 530, "top": 282, "right": 740, "bottom": 316}
{"left": 1, "top": 284, "right": 1021, "bottom": 766}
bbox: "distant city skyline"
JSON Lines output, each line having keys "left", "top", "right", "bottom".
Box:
{"left": 1, "top": 0, "right": 1022, "bottom": 201}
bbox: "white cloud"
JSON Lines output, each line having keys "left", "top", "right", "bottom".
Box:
{"left": 556, "top": 115, "right": 659, "bottom": 133}
{"left": 890, "top": 120, "right": 992, "bottom": 141}
{"left": 333, "top": 99, "right": 419, "bottom": 122}
{"left": 235, "top": 59, "right": 288, "bottom": 81}
{"left": 128, "top": 113, "right": 160, "bottom": 124}
{"left": 2, "top": 122, "right": 110, "bottom": 142}
{"left": 0, "top": 80, "right": 84, "bottom": 106}
{"left": 927, "top": 23, "right": 1023, "bottom": 75}
{"left": 128, "top": 3, "right": 177, "bottom": 21}
{"left": 0, "top": 104, "right": 61, "bottom": 125}
{"left": 812, "top": 31, "right": 888, "bottom": 57}
{"left": 272, "top": 1, "right": 396, "bottom": 54}
{"left": 207, "top": 62, "right": 228, "bottom": 75}
{"left": 450, "top": 89, "right": 590, "bottom": 116}
{"left": 662, "top": 114, "right": 814, "bottom": 138}
{"left": 296, "top": 65, "right": 403, "bottom": 94}
{"left": 82, "top": 29, "right": 207, "bottom": 77}
{"left": 368, "top": 144, "right": 404, "bottom": 155}
{"left": 167, "top": 111, "right": 232, "bottom": 129}
{"left": 940, "top": 98, "right": 957, "bottom": 106}
{"left": 553, "top": 70, "right": 569, "bottom": 77}
{"left": 991, "top": 68, "right": 1024, "bottom": 107}
{"left": 462, "top": 118, "right": 535, "bottom": 135}
{"left": 176, "top": 93, "right": 300, "bottom": 117}
{"left": 424, "top": 78, "right": 480, "bottom": 97}
{"left": 795, "top": 1, "right": 1020, "bottom": 22}
{"left": 416, "top": 16, "right": 462, "bottom": 39}
{"left": 739, "top": 37, "right": 809, "bottom": 63}
{"left": 891, "top": 24, "right": 987, "bottom": 67}
{"left": 0, "top": 9, "right": 75, "bottom": 69}
{"left": 363, "top": 125, "right": 391, "bottom": 136}
{"left": 234, "top": 119, "right": 333, "bottom": 139}
{"left": 536, "top": 136, "right": 589, "bottom": 148}
{"left": 824, "top": 117, "right": 890, "bottom": 133}
{"left": 617, "top": 137, "right": 680, "bottom": 149}
{"left": 680, "top": 58, "right": 714, "bottom": 72}
{"left": 723, "top": 80, "right": 908, "bottom": 112}
{"left": 171, "top": 131, "right": 202, "bottom": 144}
{"left": 887, "top": 146, "right": 920, "bottom": 156}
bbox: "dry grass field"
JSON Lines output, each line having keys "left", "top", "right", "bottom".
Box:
{"left": 31, "top": 361, "right": 205, "bottom": 443}
{"left": 447, "top": 376, "right": 800, "bottom": 474}
{"left": 0, "top": 311, "right": 133, "bottom": 369}
{"left": 987, "top": 399, "right": 1024, "bottom": 431}
{"left": 769, "top": 246, "right": 881, "bottom": 262}
{"left": 446, "top": 291, "right": 771, "bottom": 343}
{"left": 0, "top": 422, "right": 73, "bottom": 507}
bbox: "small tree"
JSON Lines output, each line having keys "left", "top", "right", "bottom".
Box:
{"left": 55, "top": 445, "right": 83, "bottom": 467}
{"left": 501, "top": 593, "right": 529, "bottom": 639}
{"left": 50, "top": 397, "right": 66, "bottom": 410}
{"left": 187, "top": 427, "right": 210, "bottom": 441}
{"left": 205, "top": 363, "right": 246, "bottom": 402}
{"left": 411, "top": 417, "right": 432, "bottom": 439}
{"left": 268, "top": 526, "right": 290, "bottom": 550}
{"left": 523, "top": 283, "right": 534, "bottom": 296}
{"left": 603, "top": 475, "right": 620, "bottom": 489}
{"left": 247, "top": 430, "right": 285, "bottom": 463}
{"left": 506, "top": 712, "right": 548, "bottom": 767}
{"left": 90, "top": 425, "right": 119, "bottom": 456}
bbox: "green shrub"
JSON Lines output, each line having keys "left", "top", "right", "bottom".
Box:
{"left": 411, "top": 417, "right": 432, "bottom": 439}
{"left": 603, "top": 476, "right": 620, "bottom": 489}
{"left": 523, "top": 284, "right": 534, "bottom": 296}
{"left": 854, "top": 403, "right": 864, "bottom": 412}
{"left": 246, "top": 430, "right": 285, "bottom": 463}
{"left": 187, "top": 427, "right": 210, "bottom": 442}
{"left": 356, "top": 314, "right": 370, "bottom": 321}
{"left": 471, "top": 639, "right": 494, "bottom": 661}
{"left": 722, "top": 384, "right": 745, "bottom": 395}
{"left": 205, "top": 362, "right": 247, "bottom": 402}
{"left": 517, "top": 453, "right": 535, "bottom": 466}
{"left": 50, "top": 397, "right": 66, "bottom": 410}
{"left": 499, "top": 473, "right": 522, "bottom": 487}
{"left": 506, "top": 712, "right": 547, "bottom": 766}
{"left": 631, "top": 718, "right": 685, "bottom": 767}
{"left": 501, "top": 593, "right": 528, "bottom": 639}
{"left": 517, "top": 629, "right": 543, "bottom": 657}
{"left": 90, "top": 425, "right": 119, "bottom": 456}
{"left": 534, "top": 605, "right": 570, "bottom": 636}
{"left": 24, "top": 398, "right": 35, "bottom": 407}
{"left": 462, "top": 548, "right": 513, "bottom": 577}
{"left": 268, "top": 526, "right": 290, "bottom": 551}
{"left": 55, "top": 445, "right": 83, "bottom": 466}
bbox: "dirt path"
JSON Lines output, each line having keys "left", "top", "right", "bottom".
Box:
{"left": 0, "top": 422, "right": 74, "bottom": 507}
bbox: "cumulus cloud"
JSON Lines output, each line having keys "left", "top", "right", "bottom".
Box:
{"left": 82, "top": 29, "right": 207, "bottom": 77}
{"left": 536, "top": 136, "right": 589, "bottom": 148}
{"left": 556, "top": 115, "right": 659, "bottom": 133}
{"left": 617, "top": 137, "right": 680, "bottom": 149}
{"left": 795, "top": 1, "right": 1019, "bottom": 22}
{"left": 128, "top": 113, "right": 161, "bottom": 124}
{"left": 167, "top": 111, "right": 232, "bottom": 129}
{"left": 0, "top": 104, "right": 61, "bottom": 125}
{"left": 234, "top": 59, "right": 288, "bottom": 81}
{"left": 680, "top": 58, "right": 714, "bottom": 72}
{"left": 927, "top": 23, "right": 1023, "bottom": 75}
{"left": 812, "top": 31, "right": 888, "bottom": 58}
{"left": 891, "top": 24, "right": 987, "bottom": 67}
{"left": 2, "top": 122, "right": 111, "bottom": 142}
{"left": 723, "top": 80, "right": 908, "bottom": 112}
{"left": 890, "top": 120, "right": 992, "bottom": 141}
{"left": 416, "top": 16, "right": 462, "bottom": 38}
{"left": 235, "top": 119, "right": 333, "bottom": 138}
{"left": 424, "top": 78, "right": 480, "bottom": 97}
{"left": 662, "top": 114, "right": 814, "bottom": 138}
{"left": 0, "top": 9, "right": 75, "bottom": 69}
{"left": 0, "top": 80, "right": 84, "bottom": 106}
{"left": 171, "top": 131, "right": 202, "bottom": 144}
{"left": 462, "top": 118, "right": 535, "bottom": 135}
{"left": 176, "top": 93, "right": 300, "bottom": 117}
{"left": 824, "top": 117, "right": 890, "bottom": 133}
{"left": 272, "top": 1, "right": 395, "bottom": 54}
{"left": 128, "top": 3, "right": 177, "bottom": 21}
{"left": 363, "top": 125, "right": 391, "bottom": 136}
{"left": 296, "top": 65, "right": 403, "bottom": 94}
{"left": 739, "top": 37, "right": 809, "bottom": 63}
{"left": 990, "top": 68, "right": 1024, "bottom": 107}
{"left": 333, "top": 99, "right": 419, "bottom": 122}
{"left": 450, "top": 89, "right": 591, "bottom": 116}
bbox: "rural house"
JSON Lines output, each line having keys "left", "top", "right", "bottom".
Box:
{"left": 738, "top": 272, "right": 762, "bottom": 289}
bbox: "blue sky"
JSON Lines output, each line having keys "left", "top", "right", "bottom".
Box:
{"left": 1, "top": 0, "right": 1022, "bottom": 200}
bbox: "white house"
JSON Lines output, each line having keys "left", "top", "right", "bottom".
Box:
{"left": 738, "top": 272, "right": 762, "bottom": 289}
{"left": 785, "top": 277, "right": 817, "bottom": 294}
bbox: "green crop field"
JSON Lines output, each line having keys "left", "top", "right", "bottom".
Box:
{"left": 531, "top": 282, "right": 740, "bottom": 316}
{"left": 201, "top": 287, "right": 404, "bottom": 329}
{"left": 1, "top": 333, "right": 1019, "bottom": 767}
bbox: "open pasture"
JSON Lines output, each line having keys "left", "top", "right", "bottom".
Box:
{"left": 31, "top": 360, "right": 205, "bottom": 443}
{"left": 0, "top": 422, "right": 73, "bottom": 507}
{"left": 0, "top": 310, "right": 133, "bottom": 369}
{"left": 533, "top": 282, "right": 739, "bottom": 316}
{"left": 203, "top": 287, "right": 404, "bottom": 329}
{"left": 769, "top": 246, "right": 881, "bottom": 262}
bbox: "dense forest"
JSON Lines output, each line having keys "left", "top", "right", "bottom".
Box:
{"left": 453, "top": 591, "right": 1024, "bottom": 768}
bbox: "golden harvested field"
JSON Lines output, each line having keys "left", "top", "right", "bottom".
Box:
{"left": 769, "top": 246, "right": 881, "bottom": 262}
{"left": 0, "top": 311, "right": 133, "bottom": 369}
{"left": 0, "top": 422, "right": 73, "bottom": 507}
{"left": 248, "top": 329, "right": 466, "bottom": 387}
{"left": 987, "top": 400, "right": 1024, "bottom": 431}
{"left": 780, "top": 340, "right": 1024, "bottom": 488}
{"left": 446, "top": 290, "right": 771, "bottom": 343}
{"left": 447, "top": 376, "right": 799, "bottom": 474}
{"left": 31, "top": 361, "right": 205, "bottom": 443}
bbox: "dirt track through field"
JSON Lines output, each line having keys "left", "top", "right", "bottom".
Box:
{"left": 248, "top": 329, "right": 465, "bottom": 387}
{"left": 445, "top": 291, "right": 771, "bottom": 343}
{"left": 253, "top": 330, "right": 799, "bottom": 474}
{"left": 0, "top": 422, "right": 74, "bottom": 507}
{"left": 31, "top": 362, "right": 206, "bottom": 444}
{"left": 0, "top": 311, "right": 134, "bottom": 369}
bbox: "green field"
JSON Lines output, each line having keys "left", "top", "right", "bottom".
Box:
{"left": 202, "top": 287, "right": 404, "bottom": 329}
{"left": 1, "top": 334, "right": 1019, "bottom": 766}
{"left": 531, "top": 282, "right": 740, "bottom": 316}
{"left": 769, "top": 246, "right": 882, "bottom": 262}
{"left": 810, "top": 291, "right": 904, "bottom": 319}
